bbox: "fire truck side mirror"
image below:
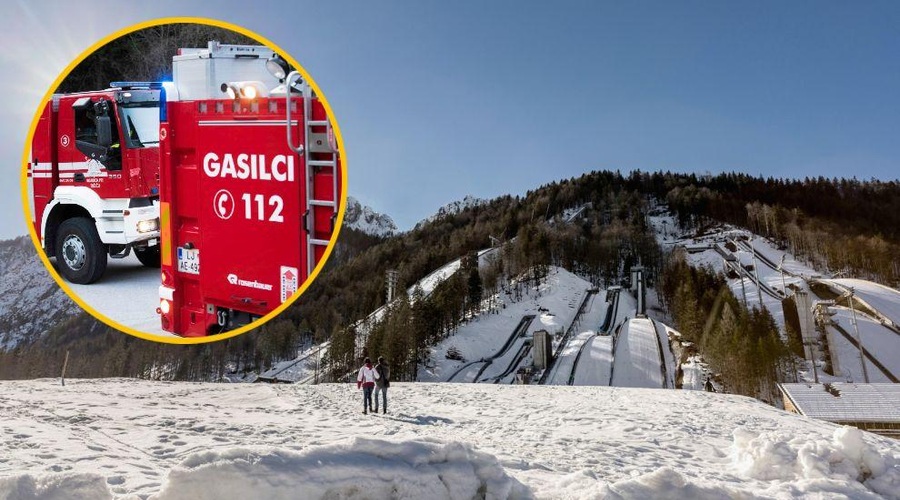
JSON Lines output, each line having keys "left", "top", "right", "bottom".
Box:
{"left": 96, "top": 116, "right": 112, "bottom": 148}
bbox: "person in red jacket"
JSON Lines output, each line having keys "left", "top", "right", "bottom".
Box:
{"left": 356, "top": 357, "right": 380, "bottom": 414}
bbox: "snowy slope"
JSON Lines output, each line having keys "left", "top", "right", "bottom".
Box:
{"left": 1, "top": 379, "right": 899, "bottom": 499}
{"left": 828, "top": 307, "right": 899, "bottom": 383}
{"left": 419, "top": 267, "right": 590, "bottom": 382}
{"left": 343, "top": 196, "right": 397, "bottom": 237}
{"left": 269, "top": 248, "right": 500, "bottom": 384}
{"left": 257, "top": 342, "right": 330, "bottom": 383}
{"left": 0, "top": 236, "right": 81, "bottom": 350}
{"left": 546, "top": 290, "right": 611, "bottom": 386}
{"left": 826, "top": 278, "right": 900, "bottom": 329}
{"left": 649, "top": 211, "right": 900, "bottom": 386}
{"left": 570, "top": 336, "right": 614, "bottom": 386}
{"left": 611, "top": 318, "right": 666, "bottom": 389}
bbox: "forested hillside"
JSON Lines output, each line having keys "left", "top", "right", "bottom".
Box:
{"left": 659, "top": 174, "right": 900, "bottom": 283}
{"left": 2, "top": 171, "right": 898, "bottom": 384}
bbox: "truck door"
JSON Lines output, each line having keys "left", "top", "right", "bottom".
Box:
{"left": 196, "top": 113, "right": 306, "bottom": 318}
{"left": 60, "top": 96, "right": 126, "bottom": 197}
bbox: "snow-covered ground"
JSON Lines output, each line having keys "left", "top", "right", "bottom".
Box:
{"left": 1, "top": 379, "right": 899, "bottom": 499}
{"left": 66, "top": 254, "right": 170, "bottom": 337}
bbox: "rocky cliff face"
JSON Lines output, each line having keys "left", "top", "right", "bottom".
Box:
{"left": 343, "top": 196, "right": 398, "bottom": 237}
{"left": 0, "top": 236, "right": 81, "bottom": 350}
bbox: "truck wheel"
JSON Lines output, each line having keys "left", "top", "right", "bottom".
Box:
{"left": 55, "top": 217, "right": 107, "bottom": 284}
{"left": 134, "top": 245, "right": 161, "bottom": 268}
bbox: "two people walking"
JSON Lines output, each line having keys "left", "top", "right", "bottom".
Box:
{"left": 356, "top": 356, "right": 390, "bottom": 414}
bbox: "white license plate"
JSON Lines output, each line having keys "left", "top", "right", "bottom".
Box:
{"left": 177, "top": 247, "right": 199, "bottom": 275}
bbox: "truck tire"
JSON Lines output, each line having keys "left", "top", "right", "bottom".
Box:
{"left": 134, "top": 245, "right": 161, "bottom": 268}
{"left": 55, "top": 217, "right": 107, "bottom": 284}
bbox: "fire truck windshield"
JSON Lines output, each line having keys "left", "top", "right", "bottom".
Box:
{"left": 119, "top": 103, "right": 160, "bottom": 148}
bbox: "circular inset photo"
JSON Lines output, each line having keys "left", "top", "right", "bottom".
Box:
{"left": 21, "top": 18, "right": 346, "bottom": 342}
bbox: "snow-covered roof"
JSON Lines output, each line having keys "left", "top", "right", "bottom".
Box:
{"left": 779, "top": 383, "right": 900, "bottom": 423}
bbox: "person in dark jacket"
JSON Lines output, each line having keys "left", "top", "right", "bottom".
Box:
{"left": 373, "top": 356, "right": 390, "bottom": 414}
{"left": 356, "top": 357, "right": 379, "bottom": 414}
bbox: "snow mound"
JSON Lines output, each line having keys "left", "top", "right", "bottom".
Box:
{"left": 151, "top": 438, "right": 530, "bottom": 500}
{"left": 732, "top": 426, "right": 900, "bottom": 499}
{"left": 543, "top": 467, "right": 751, "bottom": 500}
{"left": 0, "top": 473, "right": 112, "bottom": 500}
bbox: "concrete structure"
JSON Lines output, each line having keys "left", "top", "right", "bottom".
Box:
{"left": 629, "top": 265, "right": 644, "bottom": 293}
{"left": 532, "top": 329, "right": 553, "bottom": 370}
{"left": 779, "top": 383, "right": 900, "bottom": 439}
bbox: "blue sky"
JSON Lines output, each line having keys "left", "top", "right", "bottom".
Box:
{"left": 2, "top": 0, "right": 898, "bottom": 239}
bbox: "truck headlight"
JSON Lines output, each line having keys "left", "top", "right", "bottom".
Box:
{"left": 220, "top": 81, "right": 269, "bottom": 100}
{"left": 137, "top": 218, "right": 160, "bottom": 233}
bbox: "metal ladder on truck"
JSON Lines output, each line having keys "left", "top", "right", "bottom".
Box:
{"left": 286, "top": 72, "right": 340, "bottom": 279}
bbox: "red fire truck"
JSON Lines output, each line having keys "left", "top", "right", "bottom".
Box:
{"left": 29, "top": 42, "right": 342, "bottom": 336}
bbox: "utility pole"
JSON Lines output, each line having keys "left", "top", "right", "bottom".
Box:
{"left": 846, "top": 288, "right": 869, "bottom": 383}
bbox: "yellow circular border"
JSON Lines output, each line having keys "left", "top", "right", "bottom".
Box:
{"left": 19, "top": 17, "right": 348, "bottom": 344}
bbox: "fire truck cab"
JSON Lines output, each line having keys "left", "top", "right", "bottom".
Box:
{"left": 28, "top": 85, "right": 162, "bottom": 284}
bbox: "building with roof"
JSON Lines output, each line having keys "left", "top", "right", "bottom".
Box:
{"left": 778, "top": 383, "right": 900, "bottom": 439}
